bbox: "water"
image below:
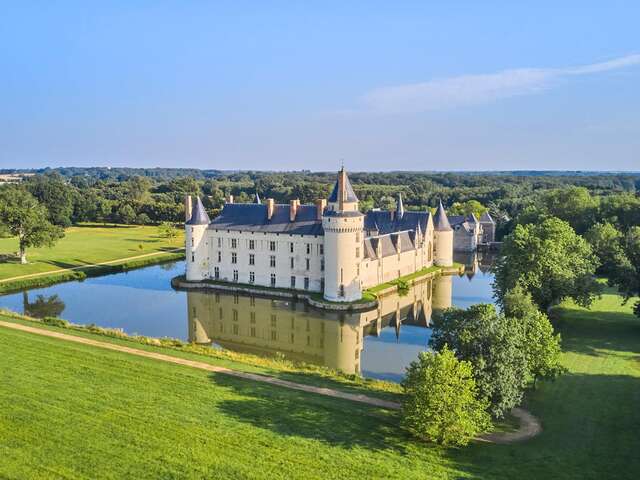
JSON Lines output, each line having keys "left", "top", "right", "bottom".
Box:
{"left": 0, "top": 256, "right": 495, "bottom": 382}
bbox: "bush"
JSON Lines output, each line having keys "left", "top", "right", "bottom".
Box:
{"left": 401, "top": 346, "right": 491, "bottom": 446}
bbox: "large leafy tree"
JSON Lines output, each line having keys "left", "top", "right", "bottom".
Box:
{"left": 401, "top": 346, "right": 491, "bottom": 446}
{"left": 494, "top": 217, "right": 600, "bottom": 312}
{"left": 503, "top": 285, "right": 564, "bottom": 385}
{"left": 430, "top": 304, "right": 529, "bottom": 418}
{"left": 608, "top": 227, "right": 640, "bottom": 318}
{"left": 25, "top": 173, "right": 76, "bottom": 227}
{"left": 0, "top": 186, "right": 64, "bottom": 264}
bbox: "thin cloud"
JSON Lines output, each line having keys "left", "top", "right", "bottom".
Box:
{"left": 361, "top": 54, "right": 640, "bottom": 113}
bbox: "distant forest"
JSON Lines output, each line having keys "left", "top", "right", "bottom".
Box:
{"left": 2, "top": 167, "right": 639, "bottom": 241}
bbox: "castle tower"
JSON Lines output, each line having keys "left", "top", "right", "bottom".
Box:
{"left": 322, "top": 168, "right": 364, "bottom": 302}
{"left": 432, "top": 274, "right": 453, "bottom": 313}
{"left": 185, "top": 196, "right": 211, "bottom": 281}
{"left": 433, "top": 200, "right": 453, "bottom": 267}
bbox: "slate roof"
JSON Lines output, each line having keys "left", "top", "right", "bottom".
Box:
{"left": 209, "top": 203, "right": 324, "bottom": 236}
{"left": 364, "top": 210, "right": 431, "bottom": 236}
{"left": 433, "top": 201, "right": 452, "bottom": 231}
{"left": 363, "top": 230, "right": 417, "bottom": 259}
{"left": 479, "top": 211, "right": 494, "bottom": 223}
{"left": 328, "top": 168, "right": 358, "bottom": 203}
{"left": 186, "top": 197, "right": 211, "bottom": 225}
{"left": 449, "top": 214, "right": 479, "bottom": 234}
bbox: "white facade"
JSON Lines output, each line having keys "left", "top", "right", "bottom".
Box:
{"left": 185, "top": 169, "right": 454, "bottom": 302}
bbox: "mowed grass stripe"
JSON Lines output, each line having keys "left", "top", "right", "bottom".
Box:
{"left": 0, "top": 327, "right": 455, "bottom": 480}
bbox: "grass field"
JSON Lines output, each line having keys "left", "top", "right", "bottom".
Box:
{"left": 0, "top": 287, "right": 638, "bottom": 479}
{"left": 0, "top": 224, "right": 184, "bottom": 280}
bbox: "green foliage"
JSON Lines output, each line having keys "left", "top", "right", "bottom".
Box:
{"left": 25, "top": 172, "right": 75, "bottom": 227}
{"left": 430, "top": 304, "right": 529, "bottom": 417}
{"left": 401, "top": 346, "right": 491, "bottom": 446}
{"left": 585, "top": 222, "right": 626, "bottom": 277}
{"left": 158, "top": 221, "right": 178, "bottom": 239}
{"left": 494, "top": 217, "right": 600, "bottom": 311}
{"left": 0, "top": 186, "right": 64, "bottom": 264}
{"left": 449, "top": 199, "right": 488, "bottom": 219}
{"left": 607, "top": 226, "right": 640, "bottom": 318}
{"left": 396, "top": 279, "right": 409, "bottom": 297}
{"left": 503, "top": 285, "right": 565, "bottom": 384}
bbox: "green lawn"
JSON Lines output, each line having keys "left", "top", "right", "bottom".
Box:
{"left": 0, "top": 287, "right": 638, "bottom": 478}
{"left": 0, "top": 224, "right": 184, "bottom": 280}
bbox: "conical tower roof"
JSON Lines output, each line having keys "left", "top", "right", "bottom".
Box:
{"left": 186, "top": 197, "right": 210, "bottom": 225}
{"left": 328, "top": 167, "right": 358, "bottom": 204}
{"left": 396, "top": 193, "right": 405, "bottom": 219}
{"left": 433, "top": 200, "right": 452, "bottom": 231}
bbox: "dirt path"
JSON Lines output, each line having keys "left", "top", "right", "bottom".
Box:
{"left": 0, "top": 320, "right": 400, "bottom": 410}
{"left": 0, "top": 248, "right": 184, "bottom": 283}
{"left": 0, "top": 319, "right": 541, "bottom": 442}
{"left": 479, "top": 407, "right": 542, "bottom": 444}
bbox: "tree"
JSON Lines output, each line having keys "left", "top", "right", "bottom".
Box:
{"left": 158, "top": 221, "right": 178, "bottom": 239}
{"left": 0, "top": 187, "right": 64, "bottom": 264}
{"left": 503, "top": 285, "right": 564, "bottom": 385}
{"left": 608, "top": 227, "right": 640, "bottom": 318}
{"left": 493, "top": 217, "right": 600, "bottom": 312}
{"left": 449, "top": 200, "right": 488, "bottom": 219}
{"left": 430, "top": 304, "right": 529, "bottom": 417}
{"left": 401, "top": 346, "right": 491, "bottom": 446}
{"left": 26, "top": 173, "right": 75, "bottom": 227}
{"left": 584, "top": 222, "right": 626, "bottom": 277}
{"left": 116, "top": 204, "right": 136, "bottom": 224}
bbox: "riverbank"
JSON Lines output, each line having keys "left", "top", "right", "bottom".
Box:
{"left": 1, "top": 287, "right": 637, "bottom": 478}
{"left": 172, "top": 262, "right": 462, "bottom": 312}
{"left": 0, "top": 224, "right": 184, "bottom": 294}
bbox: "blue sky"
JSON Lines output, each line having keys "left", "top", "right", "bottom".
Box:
{"left": 1, "top": 1, "right": 639, "bottom": 171}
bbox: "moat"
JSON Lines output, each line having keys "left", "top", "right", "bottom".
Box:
{"left": 0, "top": 254, "right": 494, "bottom": 382}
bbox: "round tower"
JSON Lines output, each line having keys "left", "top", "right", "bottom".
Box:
{"left": 185, "top": 196, "right": 211, "bottom": 281}
{"left": 322, "top": 168, "right": 364, "bottom": 302}
{"left": 433, "top": 200, "right": 453, "bottom": 267}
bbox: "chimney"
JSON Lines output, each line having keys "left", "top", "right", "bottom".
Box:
{"left": 315, "top": 199, "right": 327, "bottom": 220}
{"left": 266, "top": 198, "right": 275, "bottom": 220}
{"left": 289, "top": 199, "right": 299, "bottom": 222}
{"left": 184, "top": 195, "right": 193, "bottom": 221}
{"left": 226, "top": 194, "right": 234, "bottom": 204}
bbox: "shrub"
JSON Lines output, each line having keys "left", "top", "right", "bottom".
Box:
{"left": 42, "top": 316, "right": 68, "bottom": 328}
{"left": 401, "top": 346, "right": 491, "bottom": 446}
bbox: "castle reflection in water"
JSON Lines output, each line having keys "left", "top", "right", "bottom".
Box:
{"left": 187, "top": 274, "right": 456, "bottom": 376}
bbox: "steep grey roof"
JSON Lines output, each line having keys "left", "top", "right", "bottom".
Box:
{"left": 210, "top": 203, "right": 324, "bottom": 236}
{"left": 328, "top": 168, "right": 358, "bottom": 203}
{"left": 479, "top": 211, "right": 494, "bottom": 224}
{"left": 364, "top": 210, "right": 430, "bottom": 236}
{"left": 363, "top": 231, "right": 416, "bottom": 260}
{"left": 186, "top": 197, "right": 211, "bottom": 225}
{"left": 433, "top": 201, "right": 452, "bottom": 232}
{"left": 396, "top": 193, "right": 405, "bottom": 219}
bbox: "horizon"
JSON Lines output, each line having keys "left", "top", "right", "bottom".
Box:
{"left": 1, "top": 2, "right": 639, "bottom": 170}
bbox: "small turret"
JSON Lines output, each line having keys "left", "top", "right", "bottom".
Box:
{"left": 396, "top": 193, "right": 405, "bottom": 220}
{"left": 433, "top": 201, "right": 453, "bottom": 267}
{"left": 185, "top": 196, "right": 210, "bottom": 281}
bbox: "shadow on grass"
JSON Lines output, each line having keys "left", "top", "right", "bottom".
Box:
{"left": 0, "top": 254, "right": 20, "bottom": 264}
{"left": 210, "top": 372, "right": 409, "bottom": 453}
{"left": 456, "top": 372, "right": 640, "bottom": 480}
{"left": 552, "top": 306, "right": 640, "bottom": 356}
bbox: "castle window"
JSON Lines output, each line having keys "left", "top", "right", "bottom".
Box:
{"left": 250, "top": 327, "right": 256, "bottom": 338}
{"left": 191, "top": 237, "right": 194, "bottom": 247}
{"left": 214, "top": 267, "right": 219, "bottom": 279}
{"left": 319, "top": 244, "right": 324, "bottom": 255}
{"left": 306, "top": 258, "right": 310, "bottom": 270}
{"left": 271, "top": 331, "right": 277, "bottom": 341}
{"left": 249, "top": 254, "right": 255, "bottom": 265}
{"left": 218, "top": 237, "right": 222, "bottom": 248}
{"left": 250, "top": 311, "right": 256, "bottom": 323}
{"left": 321, "top": 259, "right": 324, "bottom": 271}
{"left": 233, "top": 309, "right": 238, "bottom": 321}
{"left": 270, "top": 241, "right": 276, "bottom": 251}
{"left": 356, "top": 247, "right": 359, "bottom": 258}
{"left": 249, "top": 239, "right": 255, "bottom": 250}
{"left": 289, "top": 242, "right": 294, "bottom": 253}
{"left": 250, "top": 296, "right": 255, "bottom": 306}
{"left": 321, "top": 279, "right": 325, "bottom": 291}
{"left": 290, "top": 257, "right": 294, "bottom": 269}
{"left": 217, "top": 251, "right": 221, "bottom": 263}
{"left": 233, "top": 324, "right": 239, "bottom": 335}
{"left": 270, "top": 273, "right": 276, "bottom": 286}
{"left": 231, "top": 238, "right": 237, "bottom": 249}
{"left": 306, "top": 243, "right": 311, "bottom": 255}
{"left": 290, "top": 276, "right": 296, "bottom": 288}
{"left": 231, "top": 252, "right": 237, "bottom": 264}
{"left": 233, "top": 270, "right": 238, "bottom": 282}
{"left": 356, "top": 233, "right": 360, "bottom": 242}
{"left": 271, "top": 314, "right": 277, "bottom": 326}
{"left": 191, "top": 254, "right": 195, "bottom": 262}
{"left": 270, "top": 255, "right": 276, "bottom": 268}
{"left": 339, "top": 284, "right": 345, "bottom": 297}
{"left": 234, "top": 294, "right": 239, "bottom": 304}
{"left": 304, "top": 277, "right": 309, "bottom": 290}
{"left": 249, "top": 271, "right": 255, "bottom": 283}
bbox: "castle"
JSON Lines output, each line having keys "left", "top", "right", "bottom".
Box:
{"left": 185, "top": 168, "right": 460, "bottom": 303}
